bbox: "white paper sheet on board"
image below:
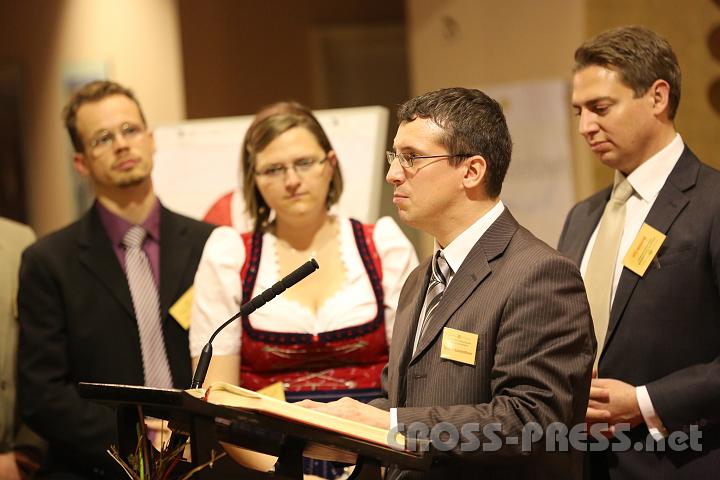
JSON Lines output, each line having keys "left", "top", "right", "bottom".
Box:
{"left": 481, "top": 79, "right": 575, "bottom": 246}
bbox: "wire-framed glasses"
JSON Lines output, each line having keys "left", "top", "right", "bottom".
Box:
{"left": 385, "top": 151, "right": 472, "bottom": 168}
{"left": 88, "top": 122, "right": 146, "bottom": 153}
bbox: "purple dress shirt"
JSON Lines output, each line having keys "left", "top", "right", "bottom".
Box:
{"left": 96, "top": 200, "right": 161, "bottom": 286}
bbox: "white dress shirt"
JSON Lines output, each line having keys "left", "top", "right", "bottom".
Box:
{"left": 580, "top": 133, "right": 684, "bottom": 439}
{"left": 190, "top": 215, "right": 418, "bottom": 356}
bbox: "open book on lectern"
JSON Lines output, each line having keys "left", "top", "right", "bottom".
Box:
{"left": 186, "top": 381, "right": 405, "bottom": 450}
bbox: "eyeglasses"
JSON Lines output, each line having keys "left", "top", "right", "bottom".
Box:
{"left": 385, "top": 151, "right": 472, "bottom": 168}
{"left": 254, "top": 156, "right": 328, "bottom": 179}
{"left": 88, "top": 122, "right": 146, "bottom": 153}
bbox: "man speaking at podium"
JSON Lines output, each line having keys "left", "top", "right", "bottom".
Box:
{"left": 300, "top": 87, "right": 596, "bottom": 479}
{"left": 16, "top": 81, "right": 214, "bottom": 479}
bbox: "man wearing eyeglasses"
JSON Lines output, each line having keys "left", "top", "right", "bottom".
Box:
{"left": 16, "top": 80, "right": 215, "bottom": 479}
{"left": 299, "top": 87, "right": 595, "bottom": 479}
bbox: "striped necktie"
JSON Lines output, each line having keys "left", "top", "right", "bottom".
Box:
{"left": 122, "top": 225, "right": 174, "bottom": 388}
{"left": 413, "top": 251, "right": 452, "bottom": 353}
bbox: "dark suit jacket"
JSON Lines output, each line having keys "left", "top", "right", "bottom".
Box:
{"left": 373, "top": 209, "right": 595, "bottom": 480}
{"left": 558, "top": 146, "right": 720, "bottom": 479}
{"left": 17, "top": 204, "right": 214, "bottom": 479}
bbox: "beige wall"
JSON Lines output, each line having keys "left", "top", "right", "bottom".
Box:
{"left": 0, "top": 2, "right": 63, "bottom": 231}
{"left": 0, "top": 0, "right": 185, "bottom": 235}
{"left": 407, "top": 0, "right": 585, "bottom": 93}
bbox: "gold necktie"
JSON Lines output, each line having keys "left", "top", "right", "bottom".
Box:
{"left": 584, "top": 179, "right": 634, "bottom": 367}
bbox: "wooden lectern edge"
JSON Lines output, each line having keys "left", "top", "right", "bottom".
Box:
{"left": 77, "top": 382, "right": 434, "bottom": 475}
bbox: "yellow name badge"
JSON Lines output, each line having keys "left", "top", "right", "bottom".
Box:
{"left": 440, "top": 327, "right": 478, "bottom": 365}
{"left": 169, "top": 287, "right": 194, "bottom": 330}
{"left": 623, "top": 223, "right": 666, "bottom": 277}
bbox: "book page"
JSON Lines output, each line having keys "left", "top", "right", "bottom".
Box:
{"left": 186, "top": 382, "right": 405, "bottom": 449}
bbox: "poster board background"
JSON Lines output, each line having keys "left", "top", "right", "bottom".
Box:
{"left": 152, "top": 106, "right": 389, "bottom": 231}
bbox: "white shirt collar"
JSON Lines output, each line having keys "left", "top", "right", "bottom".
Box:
{"left": 435, "top": 200, "right": 505, "bottom": 275}
{"left": 619, "top": 133, "right": 684, "bottom": 202}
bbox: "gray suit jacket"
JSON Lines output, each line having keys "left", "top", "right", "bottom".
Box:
{"left": 0, "top": 218, "right": 44, "bottom": 456}
{"left": 558, "top": 146, "right": 720, "bottom": 479}
{"left": 374, "top": 209, "right": 595, "bottom": 480}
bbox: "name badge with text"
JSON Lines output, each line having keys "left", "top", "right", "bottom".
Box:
{"left": 440, "top": 327, "right": 478, "bottom": 365}
{"left": 623, "top": 223, "right": 666, "bottom": 277}
{"left": 170, "top": 287, "right": 194, "bottom": 330}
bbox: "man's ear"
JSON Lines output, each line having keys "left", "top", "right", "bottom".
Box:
{"left": 73, "top": 152, "right": 90, "bottom": 177}
{"left": 649, "top": 79, "right": 671, "bottom": 117}
{"left": 147, "top": 128, "right": 156, "bottom": 155}
{"left": 462, "top": 155, "right": 487, "bottom": 189}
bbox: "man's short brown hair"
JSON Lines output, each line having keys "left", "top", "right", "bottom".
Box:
{"left": 397, "top": 87, "right": 512, "bottom": 198}
{"left": 62, "top": 80, "right": 147, "bottom": 153}
{"left": 574, "top": 26, "right": 682, "bottom": 119}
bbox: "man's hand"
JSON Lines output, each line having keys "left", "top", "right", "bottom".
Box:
{"left": 586, "top": 369, "right": 612, "bottom": 428}
{"left": 296, "top": 397, "right": 391, "bottom": 430}
{"left": 586, "top": 371, "right": 643, "bottom": 437}
{"left": 0, "top": 452, "right": 22, "bottom": 480}
{"left": 144, "top": 418, "right": 172, "bottom": 451}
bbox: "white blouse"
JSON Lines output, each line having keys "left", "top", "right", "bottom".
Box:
{"left": 189, "top": 216, "right": 418, "bottom": 357}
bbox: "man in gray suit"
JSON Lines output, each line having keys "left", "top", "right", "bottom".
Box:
{"left": 559, "top": 26, "right": 720, "bottom": 478}
{"left": 300, "top": 87, "right": 595, "bottom": 479}
{"left": 0, "top": 218, "right": 44, "bottom": 480}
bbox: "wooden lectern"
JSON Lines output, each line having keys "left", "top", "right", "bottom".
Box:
{"left": 78, "top": 382, "right": 432, "bottom": 479}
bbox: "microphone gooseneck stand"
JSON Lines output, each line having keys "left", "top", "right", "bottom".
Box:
{"left": 191, "top": 258, "right": 319, "bottom": 388}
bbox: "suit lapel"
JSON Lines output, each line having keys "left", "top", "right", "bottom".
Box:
{"left": 389, "top": 261, "right": 430, "bottom": 406}
{"left": 410, "top": 209, "right": 517, "bottom": 364}
{"left": 603, "top": 148, "right": 696, "bottom": 356}
{"left": 404, "top": 262, "right": 431, "bottom": 360}
{"left": 568, "top": 191, "right": 609, "bottom": 266}
{"left": 77, "top": 207, "right": 135, "bottom": 317}
{"left": 159, "top": 208, "right": 192, "bottom": 320}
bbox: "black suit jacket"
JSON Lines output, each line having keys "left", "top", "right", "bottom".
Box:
{"left": 17, "top": 204, "right": 214, "bottom": 479}
{"left": 373, "top": 209, "right": 595, "bottom": 480}
{"left": 558, "top": 146, "right": 720, "bottom": 479}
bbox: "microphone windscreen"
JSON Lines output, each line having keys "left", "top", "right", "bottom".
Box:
{"left": 281, "top": 258, "right": 319, "bottom": 289}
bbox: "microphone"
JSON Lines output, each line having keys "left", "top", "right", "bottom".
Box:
{"left": 190, "top": 258, "right": 319, "bottom": 389}
{"left": 165, "top": 259, "right": 318, "bottom": 455}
